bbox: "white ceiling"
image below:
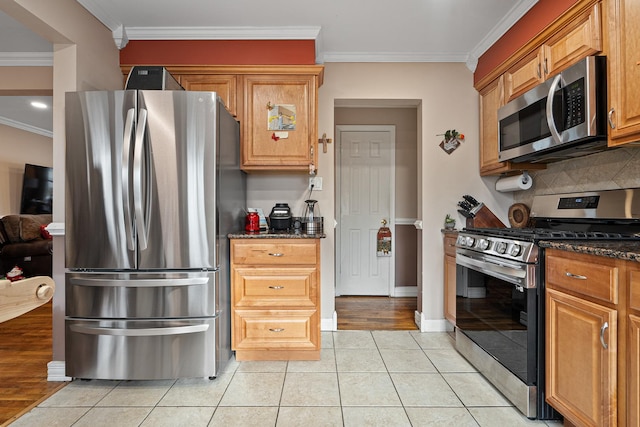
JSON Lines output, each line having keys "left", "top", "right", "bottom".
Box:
{"left": 0, "top": 0, "right": 538, "bottom": 136}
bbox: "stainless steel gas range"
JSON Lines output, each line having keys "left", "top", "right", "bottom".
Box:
{"left": 454, "top": 188, "right": 640, "bottom": 420}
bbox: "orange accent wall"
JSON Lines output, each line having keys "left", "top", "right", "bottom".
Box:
{"left": 474, "top": 0, "right": 579, "bottom": 84}
{"left": 120, "top": 40, "right": 316, "bottom": 66}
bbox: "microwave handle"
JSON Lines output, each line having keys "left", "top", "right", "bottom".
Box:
{"left": 546, "top": 74, "right": 564, "bottom": 145}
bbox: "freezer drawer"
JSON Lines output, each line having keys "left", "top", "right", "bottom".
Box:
{"left": 66, "top": 271, "right": 218, "bottom": 318}
{"left": 66, "top": 317, "right": 219, "bottom": 380}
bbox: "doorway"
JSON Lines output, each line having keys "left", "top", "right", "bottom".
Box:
{"left": 335, "top": 125, "right": 395, "bottom": 296}
{"left": 334, "top": 103, "right": 420, "bottom": 330}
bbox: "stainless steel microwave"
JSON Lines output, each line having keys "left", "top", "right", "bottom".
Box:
{"left": 498, "top": 56, "right": 607, "bottom": 163}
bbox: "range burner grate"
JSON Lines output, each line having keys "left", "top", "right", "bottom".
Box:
{"left": 464, "top": 227, "right": 640, "bottom": 241}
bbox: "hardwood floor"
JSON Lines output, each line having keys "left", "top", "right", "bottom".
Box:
{"left": 336, "top": 296, "right": 418, "bottom": 330}
{"left": 0, "top": 302, "right": 64, "bottom": 427}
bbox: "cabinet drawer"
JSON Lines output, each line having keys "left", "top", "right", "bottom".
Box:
{"left": 546, "top": 252, "right": 618, "bottom": 304}
{"left": 233, "top": 267, "right": 316, "bottom": 307}
{"left": 233, "top": 309, "right": 318, "bottom": 350}
{"left": 232, "top": 241, "right": 317, "bottom": 265}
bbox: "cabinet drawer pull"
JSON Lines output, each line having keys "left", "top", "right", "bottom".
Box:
{"left": 268, "top": 253, "right": 284, "bottom": 257}
{"left": 268, "top": 285, "right": 284, "bottom": 290}
{"left": 565, "top": 271, "right": 587, "bottom": 280}
{"left": 608, "top": 108, "right": 616, "bottom": 129}
{"left": 269, "top": 328, "right": 285, "bottom": 333}
{"left": 600, "top": 322, "right": 609, "bottom": 349}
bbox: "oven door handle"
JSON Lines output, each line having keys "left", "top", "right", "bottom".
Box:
{"left": 456, "top": 252, "right": 527, "bottom": 287}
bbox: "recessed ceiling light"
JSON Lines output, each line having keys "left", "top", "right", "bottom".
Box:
{"left": 31, "top": 101, "right": 48, "bottom": 109}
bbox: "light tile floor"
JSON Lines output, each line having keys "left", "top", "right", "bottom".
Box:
{"left": 10, "top": 331, "right": 564, "bottom": 427}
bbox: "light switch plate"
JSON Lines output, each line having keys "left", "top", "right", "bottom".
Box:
{"left": 309, "top": 176, "right": 323, "bottom": 190}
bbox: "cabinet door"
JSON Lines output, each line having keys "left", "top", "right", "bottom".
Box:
{"left": 630, "top": 314, "right": 640, "bottom": 427}
{"left": 443, "top": 233, "right": 457, "bottom": 324}
{"left": 443, "top": 254, "right": 456, "bottom": 324}
{"left": 629, "top": 268, "right": 640, "bottom": 426}
{"left": 504, "top": 49, "right": 543, "bottom": 103}
{"left": 543, "top": 3, "right": 602, "bottom": 78}
{"left": 546, "top": 288, "right": 617, "bottom": 427}
{"left": 607, "top": 0, "right": 640, "bottom": 146}
{"left": 242, "top": 74, "right": 317, "bottom": 171}
{"left": 479, "top": 76, "right": 506, "bottom": 175}
{"left": 179, "top": 74, "right": 237, "bottom": 117}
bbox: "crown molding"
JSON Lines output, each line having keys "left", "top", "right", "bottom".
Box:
{"left": 0, "top": 52, "right": 53, "bottom": 67}
{"left": 125, "top": 25, "right": 321, "bottom": 41}
{"left": 0, "top": 116, "right": 53, "bottom": 138}
{"left": 468, "top": 0, "right": 538, "bottom": 70}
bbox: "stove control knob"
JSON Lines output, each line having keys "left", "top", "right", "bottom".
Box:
{"left": 510, "top": 244, "right": 522, "bottom": 257}
{"left": 456, "top": 235, "right": 466, "bottom": 246}
{"left": 478, "top": 239, "right": 490, "bottom": 250}
{"left": 465, "top": 236, "right": 476, "bottom": 247}
{"left": 495, "top": 242, "right": 507, "bottom": 254}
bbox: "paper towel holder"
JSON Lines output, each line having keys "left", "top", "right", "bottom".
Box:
{"left": 495, "top": 170, "right": 533, "bottom": 192}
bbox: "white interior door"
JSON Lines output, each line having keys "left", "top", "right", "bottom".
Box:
{"left": 336, "top": 125, "right": 395, "bottom": 296}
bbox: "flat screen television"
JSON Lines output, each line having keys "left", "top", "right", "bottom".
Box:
{"left": 20, "top": 163, "right": 53, "bottom": 214}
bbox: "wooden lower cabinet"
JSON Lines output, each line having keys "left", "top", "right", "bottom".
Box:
{"left": 442, "top": 232, "right": 457, "bottom": 324}
{"left": 544, "top": 248, "right": 640, "bottom": 427}
{"left": 230, "top": 238, "right": 320, "bottom": 360}
{"left": 629, "top": 268, "right": 640, "bottom": 426}
{"left": 546, "top": 288, "right": 617, "bottom": 427}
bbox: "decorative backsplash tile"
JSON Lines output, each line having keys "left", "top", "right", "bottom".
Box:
{"left": 514, "top": 146, "right": 640, "bottom": 206}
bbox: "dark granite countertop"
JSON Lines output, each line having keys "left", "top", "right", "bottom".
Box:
{"left": 228, "top": 231, "right": 325, "bottom": 239}
{"left": 539, "top": 240, "right": 640, "bottom": 263}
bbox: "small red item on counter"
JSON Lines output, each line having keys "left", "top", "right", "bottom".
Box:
{"left": 6, "top": 266, "right": 24, "bottom": 282}
{"left": 245, "top": 212, "right": 260, "bottom": 233}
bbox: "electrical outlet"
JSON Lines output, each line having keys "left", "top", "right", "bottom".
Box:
{"left": 309, "top": 176, "right": 323, "bottom": 190}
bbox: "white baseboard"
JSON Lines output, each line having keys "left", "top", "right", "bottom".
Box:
{"left": 47, "top": 361, "right": 71, "bottom": 382}
{"left": 321, "top": 311, "right": 337, "bottom": 331}
{"left": 391, "top": 286, "right": 418, "bottom": 297}
{"left": 415, "top": 311, "right": 451, "bottom": 332}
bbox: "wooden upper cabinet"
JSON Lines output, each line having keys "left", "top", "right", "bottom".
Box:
{"left": 504, "top": 3, "right": 602, "bottom": 103}
{"left": 543, "top": 2, "right": 602, "bottom": 77}
{"left": 178, "top": 74, "right": 237, "bottom": 117}
{"left": 479, "top": 76, "right": 505, "bottom": 175}
{"left": 504, "top": 50, "right": 544, "bottom": 103}
{"left": 242, "top": 74, "right": 318, "bottom": 171}
{"left": 607, "top": 0, "right": 640, "bottom": 146}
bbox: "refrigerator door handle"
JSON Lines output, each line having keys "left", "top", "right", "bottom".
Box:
{"left": 69, "top": 276, "right": 209, "bottom": 287}
{"left": 70, "top": 323, "right": 209, "bottom": 337}
{"left": 122, "top": 108, "right": 136, "bottom": 251}
{"left": 133, "top": 107, "right": 149, "bottom": 250}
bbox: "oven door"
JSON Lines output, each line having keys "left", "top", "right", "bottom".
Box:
{"left": 455, "top": 249, "right": 538, "bottom": 385}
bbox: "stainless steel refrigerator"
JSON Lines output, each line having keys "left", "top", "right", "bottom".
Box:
{"left": 64, "top": 89, "right": 246, "bottom": 380}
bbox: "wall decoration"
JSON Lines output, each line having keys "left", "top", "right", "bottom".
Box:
{"left": 438, "top": 129, "right": 465, "bottom": 154}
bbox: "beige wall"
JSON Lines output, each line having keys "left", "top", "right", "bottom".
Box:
{"left": 0, "top": 124, "right": 53, "bottom": 216}
{"left": 247, "top": 62, "right": 515, "bottom": 330}
{"left": 0, "top": 66, "right": 52, "bottom": 95}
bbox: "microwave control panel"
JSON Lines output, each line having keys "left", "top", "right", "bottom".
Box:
{"left": 564, "top": 77, "right": 585, "bottom": 129}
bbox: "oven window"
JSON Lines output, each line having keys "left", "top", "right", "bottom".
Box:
{"left": 456, "top": 267, "right": 536, "bottom": 384}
